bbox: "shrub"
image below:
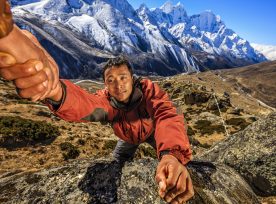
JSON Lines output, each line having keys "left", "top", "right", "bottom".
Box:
{"left": 36, "top": 110, "right": 51, "bottom": 118}
{"left": 226, "top": 118, "right": 250, "bottom": 130}
{"left": 194, "top": 120, "right": 225, "bottom": 135}
{"left": 102, "top": 140, "right": 117, "bottom": 150}
{"left": 138, "top": 145, "right": 157, "bottom": 159}
{"left": 0, "top": 116, "right": 60, "bottom": 145}
{"left": 187, "top": 126, "right": 195, "bottom": 136}
{"left": 194, "top": 120, "right": 212, "bottom": 129}
{"left": 212, "top": 125, "right": 225, "bottom": 133}
{"left": 198, "top": 143, "right": 212, "bottom": 148}
{"left": 78, "top": 139, "right": 86, "bottom": 145}
{"left": 59, "top": 142, "right": 80, "bottom": 160}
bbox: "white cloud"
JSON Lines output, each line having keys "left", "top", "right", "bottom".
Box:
{"left": 251, "top": 43, "right": 276, "bottom": 61}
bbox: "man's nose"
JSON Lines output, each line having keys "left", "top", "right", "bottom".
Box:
{"left": 115, "top": 80, "right": 124, "bottom": 88}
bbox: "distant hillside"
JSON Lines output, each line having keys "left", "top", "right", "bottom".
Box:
{"left": 215, "top": 61, "right": 276, "bottom": 108}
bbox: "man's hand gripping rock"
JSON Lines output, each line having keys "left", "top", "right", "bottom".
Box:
{"left": 156, "top": 155, "right": 194, "bottom": 204}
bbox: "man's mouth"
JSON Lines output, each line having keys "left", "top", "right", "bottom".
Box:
{"left": 117, "top": 90, "right": 127, "bottom": 95}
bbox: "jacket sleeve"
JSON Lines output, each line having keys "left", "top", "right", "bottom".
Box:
{"left": 45, "top": 79, "right": 111, "bottom": 123}
{"left": 142, "top": 79, "right": 192, "bottom": 165}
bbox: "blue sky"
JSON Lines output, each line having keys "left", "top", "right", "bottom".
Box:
{"left": 128, "top": 0, "right": 276, "bottom": 45}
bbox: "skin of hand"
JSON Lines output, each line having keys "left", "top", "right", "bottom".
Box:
{"left": 0, "top": 52, "right": 63, "bottom": 101}
{"left": 0, "top": 27, "right": 61, "bottom": 101}
{"left": 156, "top": 155, "right": 194, "bottom": 204}
{"left": 0, "top": 0, "right": 13, "bottom": 38}
{"left": 20, "top": 29, "right": 61, "bottom": 101}
{"left": 0, "top": 1, "right": 59, "bottom": 101}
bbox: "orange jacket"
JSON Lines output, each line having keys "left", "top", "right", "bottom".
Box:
{"left": 47, "top": 78, "right": 192, "bottom": 165}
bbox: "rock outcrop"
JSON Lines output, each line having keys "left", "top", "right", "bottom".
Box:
{"left": 198, "top": 112, "right": 276, "bottom": 196}
{"left": 0, "top": 158, "right": 260, "bottom": 203}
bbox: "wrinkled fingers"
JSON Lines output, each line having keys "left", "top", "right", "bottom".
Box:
{"left": 0, "top": 59, "right": 43, "bottom": 80}
{"left": 17, "top": 83, "right": 47, "bottom": 99}
{"left": 39, "top": 67, "right": 53, "bottom": 100}
{"left": 165, "top": 173, "right": 186, "bottom": 203}
{"left": 14, "top": 69, "right": 47, "bottom": 89}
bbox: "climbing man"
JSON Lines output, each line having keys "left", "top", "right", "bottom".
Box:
{"left": 0, "top": 1, "right": 194, "bottom": 203}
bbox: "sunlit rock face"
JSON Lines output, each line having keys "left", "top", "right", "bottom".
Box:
{"left": 0, "top": 158, "right": 259, "bottom": 203}
{"left": 199, "top": 112, "right": 276, "bottom": 196}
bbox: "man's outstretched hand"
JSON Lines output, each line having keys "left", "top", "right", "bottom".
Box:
{"left": 156, "top": 155, "right": 194, "bottom": 204}
{"left": 0, "top": 0, "right": 13, "bottom": 38}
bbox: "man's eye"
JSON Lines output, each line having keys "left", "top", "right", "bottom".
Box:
{"left": 107, "top": 79, "right": 114, "bottom": 83}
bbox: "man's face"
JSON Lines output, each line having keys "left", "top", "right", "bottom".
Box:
{"left": 104, "top": 64, "right": 133, "bottom": 103}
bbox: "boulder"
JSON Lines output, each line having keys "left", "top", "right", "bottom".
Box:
{"left": 184, "top": 92, "right": 210, "bottom": 105}
{"left": 198, "top": 112, "right": 276, "bottom": 196}
{"left": 197, "top": 112, "right": 222, "bottom": 125}
{"left": 0, "top": 158, "right": 260, "bottom": 203}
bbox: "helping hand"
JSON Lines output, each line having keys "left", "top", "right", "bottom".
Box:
{"left": 0, "top": 3, "right": 60, "bottom": 102}
{"left": 0, "top": 19, "right": 62, "bottom": 101}
{"left": 0, "top": 52, "right": 62, "bottom": 102}
{"left": 156, "top": 155, "right": 194, "bottom": 204}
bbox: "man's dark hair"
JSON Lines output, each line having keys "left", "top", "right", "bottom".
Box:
{"left": 102, "top": 55, "right": 133, "bottom": 81}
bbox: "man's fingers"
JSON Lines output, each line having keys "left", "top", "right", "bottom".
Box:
{"left": 31, "top": 89, "right": 47, "bottom": 102}
{"left": 164, "top": 172, "right": 187, "bottom": 203}
{"left": 166, "top": 164, "right": 181, "bottom": 190}
{"left": 156, "top": 166, "right": 167, "bottom": 198}
{"left": 14, "top": 70, "right": 47, "bottom": 89}
{"left": 39, "top": 67, "right": 53, "bottom": 100}
{"left": 0, "top": 52, "right": 16, "bottom": 67}
{"left": 0, "top": 59, "right": 43, "bottom": 80}
{"left": 17, "top": 82, "right": 47, "bottom": 99}
{"left": 22, "top": 29, "right": 59, "bottom": 90}
{"left": 38, "top": 39, "right": 59, "bottom": 90}
{"left": 170, "top": 190, "right": 194, "bottom": 204}
{"left": 170, "top": 173, "right": 194, "bottom": 204}
{"left": 49, "top": 58, "right": 59, "bottom": 89}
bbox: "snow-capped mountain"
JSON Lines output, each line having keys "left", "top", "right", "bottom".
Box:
{"left": 251, "top": 43, "right": 276, "bottom": 61}
{"left": 150, "top": 1, "right": 266, "bottom": 68}
{"left": 10, "top": 0, "right": 267, "bottom": 79}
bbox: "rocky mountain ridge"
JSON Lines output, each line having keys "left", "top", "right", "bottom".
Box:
{"left": 9, "top": 0, "right": 267, "bottom": 78}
